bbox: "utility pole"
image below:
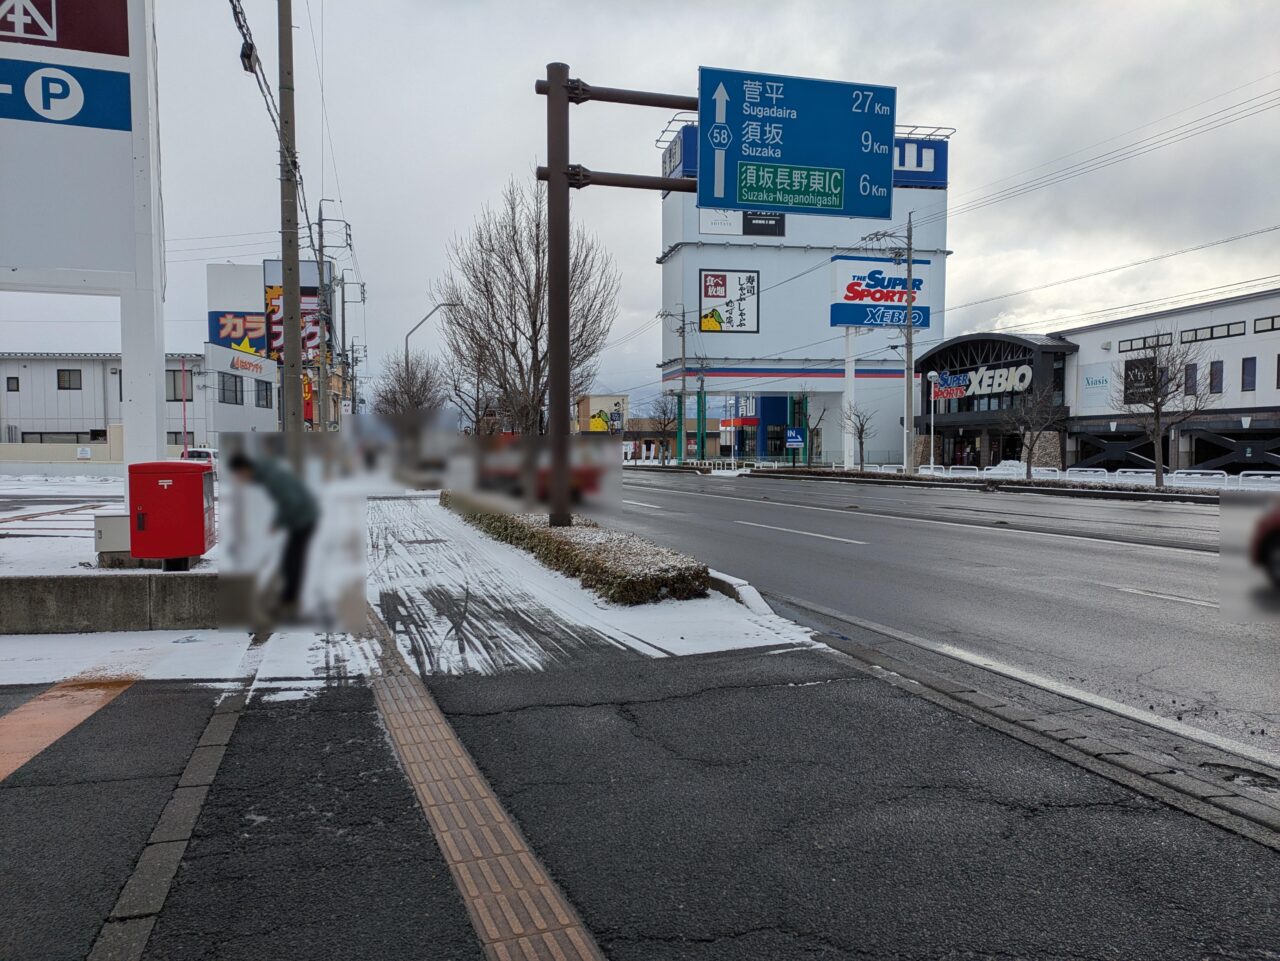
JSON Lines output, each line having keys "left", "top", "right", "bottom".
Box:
{"left": 278, "top": 0, "right": 303, "bottom": 465}
{"left": 696, "top": 359, "right": 707, "bottom": 460}
{"left": 903, "top": 212, "right": 915, "bottom": 474}
{"left": 315, "top": 213, "right": 330, "bottom": 433}
{"left": 677, "top": 309, "right": 687, "bottom": 465}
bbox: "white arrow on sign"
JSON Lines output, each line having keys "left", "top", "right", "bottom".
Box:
{"left": 712, "top": 82, "right": 729, "bottom": 199}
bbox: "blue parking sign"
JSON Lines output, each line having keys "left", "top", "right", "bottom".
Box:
{"left": 785, "top": 427, "right": 805, "bottom": 449}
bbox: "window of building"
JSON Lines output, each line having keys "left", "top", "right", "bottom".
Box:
{"left": 166, "top": 431, "right": 195, "bottom": 446}
{"left": 218, "top": 372, "right": 244, "bottom": 405}
{"left": 165, "top": 368, "right": 193, "bottom": 402}
{"left": 1180, "top": 321, "right": 1246, "bottom": 344}
{"left": 5, "top": 376, "right": 16, "bottom": 392}
{"left": 1242, "top": 357, "right": 1256, "bottom": 392}
{"left": 1118, "top": 333, "right": 1173, "bottom": 352}
{"left": 22, "top": 431, "right": 92, "bottom": 443}
{"left": 56, "top": 368, "right": 82, "bottom": 390}
{"left": 1255, "top": 316, "right": 1278, "bottom": 334}
{"left": 1209, "top": 360, "right": 1224, "bottom": 394}
{"left": 1184, "top": 363, "right": 1197, "bottom": 396}
{"left": 255, "top": 379, "right": 273, "bottom": 409}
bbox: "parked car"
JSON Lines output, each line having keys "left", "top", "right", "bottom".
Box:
{"left": 1249, "top": 499, "right": 1280, "bottom": 588}
{"left": 179, "top": 448, "right": 218, "bottom": 473}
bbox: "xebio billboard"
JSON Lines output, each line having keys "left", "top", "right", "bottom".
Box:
{"left": 829, "top": 255, "right": 934, "bottom": 329}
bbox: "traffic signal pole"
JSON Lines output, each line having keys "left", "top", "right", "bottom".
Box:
{"left": 536, "top": 65, "right": 697, "bottom": 525}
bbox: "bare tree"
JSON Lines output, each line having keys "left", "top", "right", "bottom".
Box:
{"left": 436, "top": 178, "right": 620, "bottom": 437}
{"left": 1111, "top": 327, "right": 1217, "bottom": 488}
{"left": 998, "top": 382, "right": 1066, "bottom": 479}
{"left": 371, "top": 351, "right": 448, "bottom": 417}
{"left": 447, "top": 343, "right": 501, "bottom": 435}
{"left": 840, "top": 402, "right": 877, "bottom": 471}
{"left": 647, "top": 393, "right": 680, "bottom": 465}
{"left": 795, "top": 388, "right": 827, "bottom": 467}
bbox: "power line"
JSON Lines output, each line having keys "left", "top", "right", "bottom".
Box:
{"left": 640, "top": 80, "right": 1280, "bottom": 330}
{"left": 936, "top": 222, "right": 1280, "bottom": 318}
{"left": 226, "top": 0, "right": 319, "bottom": 260}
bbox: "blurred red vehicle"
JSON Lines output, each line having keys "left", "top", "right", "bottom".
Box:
{"left": 1250, "top": 500, "right": 1280, "bottom": 588}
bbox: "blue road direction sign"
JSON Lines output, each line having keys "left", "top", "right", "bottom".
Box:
{"left": 697, "top": 67, "right": 896, "bottom": 219}
{"left": 785, "top": 427, "right": 806, "bottom": 449}
{"left": 0, "top": 58, "right": 131, "bottom": 131}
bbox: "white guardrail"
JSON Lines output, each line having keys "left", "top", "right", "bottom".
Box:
{"left": 726, "top": 460, "right": 1279, "bottom": 491}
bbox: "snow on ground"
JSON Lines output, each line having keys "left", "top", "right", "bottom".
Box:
{"left": 0, "top": 630, "right": 253, "bottom": 684}
{"left": 368, "top": 497, "right": 815, "bottom": 677}
{"left": 0, "top": 628, "right": 381, "bottom": 687}
{"left": 0, "top": 475, "right": 124, "bottom": 499}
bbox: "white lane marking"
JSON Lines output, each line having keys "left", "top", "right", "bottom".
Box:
{"left": 623, "top": 483, "right": 1214, "bottom": 557}
{"left": 622, "top": 499, "right": 664, "bottom": 511}
{"left": 773, "top": 592, "right": 1280, "bottom": 773}
{"left": 735, "top": 520, "right": 867, "bottom": 545}
{"left": 1107, "top": 585, "right": 1219, "bottom": 609}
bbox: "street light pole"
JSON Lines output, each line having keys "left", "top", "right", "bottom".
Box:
{"left": 927, "top": 370, "right": 939, "bottom": 471}
{"left": 404, "top": 302, "right": 460, "bottom": 370}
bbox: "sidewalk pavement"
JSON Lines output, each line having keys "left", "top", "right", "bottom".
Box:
{"left": 1, "top": 494, "right": 1278, "bottom": 960}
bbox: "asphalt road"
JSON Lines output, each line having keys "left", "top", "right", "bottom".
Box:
{"left": 434, "top": 645, "right": 1280, "bottom": 961}
{"left": 610, "top": 471, "right": 1279, "bottom": 756}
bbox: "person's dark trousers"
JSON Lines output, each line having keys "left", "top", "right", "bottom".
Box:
{"left": 280, "top": 523, "right": 317, "bottom": 607}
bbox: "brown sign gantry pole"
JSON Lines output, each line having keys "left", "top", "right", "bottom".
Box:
{"left": 535, "top": 63, "right": 697, "bottom": 526}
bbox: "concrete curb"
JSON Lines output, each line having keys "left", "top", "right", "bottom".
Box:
{"left": 0, "top": 573, "right": 218, "bottom": 634}
{"left": 999, "top": 484, "right": 1218, "bottom": 504}
{"left": 825, "top": 632, "right": 1280, "bottom": 850}
{"left": 740, "top": 469, "right": 1221, "bottom": 504}
{"left": 766, "top": 591, "right": 1280, "bottom": 850}
{"left": 707, "top": 570, "right": 776, "bottom": 617}
{"left": 622, "top": 464, "right": 708, "bottom": 475}
{"left": 739, "top": 471, "right": 983, "bottom": 491}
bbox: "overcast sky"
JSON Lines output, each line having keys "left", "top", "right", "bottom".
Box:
{"left": 3, "top": 0, "right": 1278, "bottom": 403}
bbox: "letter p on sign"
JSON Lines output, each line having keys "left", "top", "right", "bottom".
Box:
{"left": 24, "top": 67, "right": 84, "bottom": 121}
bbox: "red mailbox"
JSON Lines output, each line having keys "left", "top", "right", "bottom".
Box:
{"left": 129, "top": 461, "right": 216, "bottom": 567}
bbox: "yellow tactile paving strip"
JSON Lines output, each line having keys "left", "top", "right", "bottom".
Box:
{"left": 372, "top": 672, "right": 605, "bottom": 961}
{"left": 0, "top": 676, "right": 135, "bottom": 782}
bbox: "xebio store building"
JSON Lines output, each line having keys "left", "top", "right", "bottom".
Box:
{"left": 914, "top": 287, "right": 1280, "bottom": 472}
{"left": 913, "top": 333, "right": 1073, "bottom": 467}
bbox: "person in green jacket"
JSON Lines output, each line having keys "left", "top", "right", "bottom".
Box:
{"left": 229, "top": 452, "right": 320, "bottom": 617}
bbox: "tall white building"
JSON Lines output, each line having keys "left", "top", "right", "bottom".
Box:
{"left": 657, "top": 125, "right": 952, "bottom": 464}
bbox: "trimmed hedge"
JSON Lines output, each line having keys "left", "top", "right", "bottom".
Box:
{"left": 440, "top": 491, "right": 710, "bottom": 605}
